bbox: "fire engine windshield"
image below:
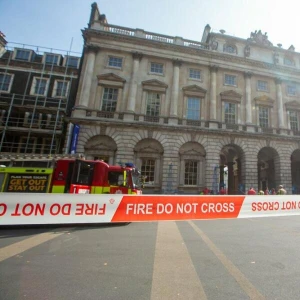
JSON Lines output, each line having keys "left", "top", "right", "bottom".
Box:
{"left": 72, "top": 160, "right": 94, "bottom": 185}
{"left": 108, "top": 171, "right": 127, "bottom": 187}
{"left": 131, "top": 169, "right": 142, "bottom": 189}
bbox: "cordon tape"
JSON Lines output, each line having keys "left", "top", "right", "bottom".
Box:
{"left": 1, "top": 193, "right": 300, "bottom": 225}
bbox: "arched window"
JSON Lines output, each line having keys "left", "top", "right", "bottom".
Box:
{"left": 223, "top": 44, "right": 237, "bottom": 54}
{"left": 284, "top": 57, "right": 295, "bottom": 66}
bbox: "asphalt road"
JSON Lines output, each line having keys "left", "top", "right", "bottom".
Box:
{"left": 1, "top": 216, "right": 300, "bottom": 300}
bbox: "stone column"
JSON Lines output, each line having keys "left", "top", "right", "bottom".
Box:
{"left": 219, "top": 165, "right": 225, "bottom": 187}
{"left": 244, "top": 72, "right": 252, "bottom": 124}
{"left": 244, "top": 151, "right": 258, "bottom": 193}
{"left": 279, "top": 154, "right": 292, "bottom": 194}
{"left": 244, "top": 72, "right": 255, "bottom": 132}
{"left": 209, "top": 65, "right": 218, "bottom": 128}
{"left": 79, "top": 46, "right": 98, "bottom": 108}
{"left": 205, "top": 139, "right": 220, "bottom": 191}
{"left": 169, "top": 59, "right": 181, "bottom": 123}
{"left": 227, "top": 162, "right": 235, "bottom": 195}
{"left": 275, "top": 78, "right": 285, "bottom": 129}
{"left": 126, "top": 52, "right": 143, "bottom": 115}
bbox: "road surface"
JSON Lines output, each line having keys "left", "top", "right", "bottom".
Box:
{"left": 1, "top": 216, "right": 300, "bottom": 299}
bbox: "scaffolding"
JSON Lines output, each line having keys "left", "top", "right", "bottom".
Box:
{"left": 0, "top": 41, "right": 80, "bottom": 161}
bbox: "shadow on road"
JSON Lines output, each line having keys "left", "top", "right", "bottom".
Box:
{"left": 0, "top": 222, "right": 131, "bottom": 238}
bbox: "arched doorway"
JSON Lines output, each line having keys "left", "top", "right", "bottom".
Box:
{"left": 257, "top": 147, "right": 280, "bottom": 191}
{"left": 84, "top": 135, "right": 117, "bottom": 164}
{"left": 219, "top": 145, "right": 245, "bottom": 194}
{"left": 291, "top": 149, "right": 300, "bottom": 194}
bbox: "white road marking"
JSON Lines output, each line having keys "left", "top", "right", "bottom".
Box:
{"left": 0, "top": 229, "right": 67, "bottom": 262}
{"left": 151, "top": 221, "right": 207, "bottom": 300}
{"left": 189, "top": 221, "right": 265, "bottom": 300}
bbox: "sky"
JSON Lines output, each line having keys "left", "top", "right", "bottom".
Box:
{"left": 1, "top": 0, "right": 300, "bottom": 55}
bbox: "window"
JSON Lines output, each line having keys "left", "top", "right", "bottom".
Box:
{"left": 101, "top": 88, "right": 118, "bottom": 112}
{"left": 184, "top": 161, "right": 198, "bottom": 185}
{"left": 46, "top": 114, "right": 63, "bottom": 129}
{"left": 65, "top": 56, "right": 79, "bottom": 68}
{"left": 259, "top": 107, "right": 269, "bottom": 128}
{"left": 290, "top": 111, "right": 298, "bottom": 131}
{"left": 257, "top": 80, "right": 268, "bottom": 91}
{"left": 15, "top": 49, "right": 31, "bottom": 61}
{"left": 0, "top": 110, "right": 6, "bottom": 125}
{"left": 284, "top": 57, "right": 294, "bottom": 66}
{"left": 41, "top": 138, "right": 57, "bottom": 154}
{"left": 146, "top": 93, "right": 161, "bottom": 116}
{"left": 187, "top": 97, "right": 200, "bottom": 120}
{"left": 141, "top": 159, "right": 155, "bottom": 185}
{"left": 0, "top": 73, "right": 13, "bottom": 92}
{"left": 225, "top": 74, "right": 237, "bottom": 86}
{"left": 287, "top": 85, "right": 296, "bottom": 96}
{"left": 53, "top": 80, "right": 69, "bottom": 97}
{"left": 18, "top": 137, "right": 37, "bottom": 153}
{"left": 224, "top": 102, "right": 236, "bottom": 124}
{"left": 108, "top": 56, "right": 123, "bottom": 68}
{"left": 150, "top": 62, "right": 163, "bottom": 74}
{"left": 223, "top": 44, "right": 237, "bottom": 54}
{"left": 32, "top": 78, "right": 48, "bottom": 96}
{"left": 23, "top": 112, "right": 42, "bottom": 127}
{"left": 45, "top": 54, "right": 59, "bottom": 65}
{"left": 189, "top": 69, "right": 201, "bottom": 80}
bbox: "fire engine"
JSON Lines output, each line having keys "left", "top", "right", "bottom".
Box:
{"left": 0, "top": 158, "right": 142, "bottom": 194}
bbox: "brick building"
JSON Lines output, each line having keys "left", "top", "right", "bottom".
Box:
{"left": 0, "top": 33, "right": 80, "bottom": 166}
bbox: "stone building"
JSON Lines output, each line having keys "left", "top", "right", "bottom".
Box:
{"left": 0, "top": 33, "right": 80, "bottom": 166}
{"left": 70, "top": 2, "right": 300, "bottom": 194}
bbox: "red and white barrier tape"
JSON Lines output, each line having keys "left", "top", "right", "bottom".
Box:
{"left": 1, "top": 194, "right": 300, "bottom": 225}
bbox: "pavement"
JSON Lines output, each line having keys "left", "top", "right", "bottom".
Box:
{"left": 1, "top": 216, "right": 300, "bottom": 300}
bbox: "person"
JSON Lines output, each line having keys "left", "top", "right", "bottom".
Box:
{"left": 258, "top": 190, "right": 264, "bottom": 195}
{"left": 219, "top": 187, "right": 226, "bottom": 195}
{"left": 264, "top": 188, "right": 269, "bottom": 195}
{"left": 247, "top": 187, "right": 256, "bottom": 195}
{"left": 203, "top": 187, "right": 210, "bottom": 195}
{"left": 270, "top": 188, "right": 276, "bottom": 195}
{"left": 277, "top": 185, "right": 287, "bottom": 195}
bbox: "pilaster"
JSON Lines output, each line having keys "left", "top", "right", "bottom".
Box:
{"left": 124, "top": 52, "right": 143, "bottom": 121}
{"left": 209, "top": 65, "right": 218, "bottom": 128}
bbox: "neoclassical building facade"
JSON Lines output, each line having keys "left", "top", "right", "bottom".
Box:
{"left": 68, "top": 3, "right": 300, "bottom": 194}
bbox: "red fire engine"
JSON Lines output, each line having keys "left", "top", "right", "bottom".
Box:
{"left": 51, "top": 159, "right": 142, "bottom": 194}
{"left": 0, "top": 158, "right": 142, "bottom": 194}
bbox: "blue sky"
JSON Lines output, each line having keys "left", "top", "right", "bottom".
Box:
{"left": 1, "top": 0, "right": 300, "bottom": 55}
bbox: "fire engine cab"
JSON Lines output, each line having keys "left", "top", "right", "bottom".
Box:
{"left": 0, "top": 158, "right": 142, "bottom": 194}
{"left": 51, "top": 159, "right": 142, "bottom": 194}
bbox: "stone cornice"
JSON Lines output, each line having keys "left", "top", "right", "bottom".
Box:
{"left": 285, "top": 100, "right": 300, "bottom": 111}
{"left": 67, "top": 115, "right": 300, "bottom": 144}
{"left": 220, "top": 90, "right": 242, "bottom": 103}
{"left": 142, "top": 79, "right": 168, "bottom": 87}
{"left": 97, "top": 72, "right": 126, "bottom": 82}
{"left": 85, "top": 44, "right": 100, "bottom": 54}
{"left": 182, "top": 84, "right": 207, "bottom": 97}
{"left": 83, "top": 29, "right": 300, "bottom": 79}
{"left": 254, "top": 95, "right": 274, "bottom": 107}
